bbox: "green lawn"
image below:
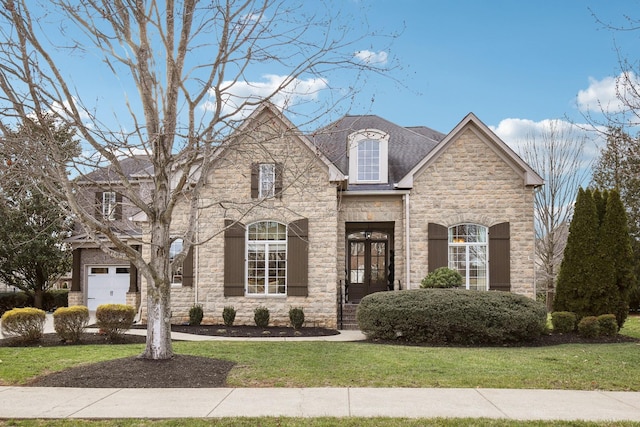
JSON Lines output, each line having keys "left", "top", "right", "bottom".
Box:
{"left": 1, "top": 316, "right": 640, "bottom": 426}
{"left": 2, "top": 315, "right": 640, "bottom": 390}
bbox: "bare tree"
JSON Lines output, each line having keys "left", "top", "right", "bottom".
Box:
{"left": 0, "top": 0, "right": 391, "bottom": 359}
{"left": 517, "top": 121, "right": 591, "bottom": 308}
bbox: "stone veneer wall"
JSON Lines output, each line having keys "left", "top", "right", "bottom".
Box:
{"left": 409, "top": 126, "right": 537, "bottom": 297}
{"left": 337, "top": 194, "right": 406, "bottom": 289}
{"left": 139, "top": 110, "right": 339, "bottom": 328}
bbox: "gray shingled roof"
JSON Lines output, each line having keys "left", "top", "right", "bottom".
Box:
{"left": 309, "top": 115, "right": 445, "bottom": 190}
{"left": 81, "top": 155, "right": 153, "bottom": 182}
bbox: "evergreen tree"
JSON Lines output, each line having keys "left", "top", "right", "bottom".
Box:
{"left": 554, "top": 188, "right": 600, "bottom": 318}
{"left": 599, "top": 190, "right": 636, "bottom": 327}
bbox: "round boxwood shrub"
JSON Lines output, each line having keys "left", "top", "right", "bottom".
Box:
{"left": 222, "top": 306, "right": 236, "bottom": 327}
{"left": 96, "top": 304, "right": 135, "bottom": 340}
{"left": 551, "top": 311, "right": 576, "bottom": 333}
{"left": 577, "top": 316, "right": 600, "bottom": 338}
{"left": 289, "top": 307, "right": 305, "bottom": 329}
{"left": 0, "top": 307, "right": 46, "bottom": 342}
{"left": 189, "top": 304, "right": 204, "bottom": 326}
{"left": 597, "top": 314, "right": 618, "bottom": 337}
{"left": 53, "top": 305, "right": 89, "bottom": 343}
{"left": 357, "top": 289, "right": 547, "bottom": 345}
{"left": 254, "top": 306, "right": 270, "bottom": 327}
{"left": 420, "top": 267, "right": 463, "bottom": 289}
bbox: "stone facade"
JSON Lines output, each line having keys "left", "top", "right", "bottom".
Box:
{"left": 70, "top": 107, "right": 541, "bottom": 328}
{"left": 138, "top": 108, "right": 340, "bottom": 328}
{"left": 409, "top": 126, "right": 536, "bottom": 296}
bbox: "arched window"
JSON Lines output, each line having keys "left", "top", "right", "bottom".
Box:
{"left": 347, "top": 129, "right": 389, "bottom": 184}
{"left": 247, "top": 221, "right": 287, "bottom": 295}
{"left": 448, "top": 224, "right": 488, "bottom": 290}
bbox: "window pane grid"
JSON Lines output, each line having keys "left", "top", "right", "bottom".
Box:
{"left": 259, "top": 163, "right": 275, "bottom": 198}
{"left": 357, "top": 139, "right": 380, "bottom": 181}
{"left": 448, "top": 224, "right": 488, "bottom": 290}
{"left": 247, "top": 222, "right": 286, "bottom": 295}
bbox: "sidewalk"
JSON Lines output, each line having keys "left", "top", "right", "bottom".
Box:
{"left": 1, "top": 386, "right": 640, "bottom": 420}
{"left": 0, "top": 315, "right": 638, "bottom": 421}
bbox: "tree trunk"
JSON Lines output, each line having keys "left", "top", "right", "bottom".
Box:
{"left": 140, "top": 219, "right": 174, "bottom": 360}
{"left": 33, "top": 288, "right": 44, "bottom": 310}
{"left": 142, "top": 284, "right": 173, "bottom": 359}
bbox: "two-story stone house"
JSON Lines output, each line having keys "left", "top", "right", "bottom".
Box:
{"left": 69, "top": 102, "right": 543, "bottom": 328}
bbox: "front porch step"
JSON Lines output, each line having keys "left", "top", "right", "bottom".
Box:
{"left": 340, "top": 303, "right": 359, "bottom": 330}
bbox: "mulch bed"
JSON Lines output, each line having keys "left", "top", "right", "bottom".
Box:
{"left": 1, "top": 325, "right": 638, "bottom": 388}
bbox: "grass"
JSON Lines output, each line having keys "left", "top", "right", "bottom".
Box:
{"left": 1, "top": 418, "right": 639, "bottom": 427}
{"left": 1, "top": 316, "right": 640, "bottom": 426}
{"left": 1, "top": 315, "right": 640, "bottom": 390}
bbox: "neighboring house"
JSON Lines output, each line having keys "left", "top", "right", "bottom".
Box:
{"left": 67, "top": 156, "right": 152, "bottom": 311}
{"left": 68, "top": 103, "right": 543, "bottom": 328}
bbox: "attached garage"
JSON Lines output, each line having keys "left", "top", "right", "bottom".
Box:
{"left": 86, "top": 265, "right": 130, "bottom": 311}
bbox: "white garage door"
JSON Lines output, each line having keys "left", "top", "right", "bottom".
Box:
{"left": 87, "top": 266, "right": 130, "bottom": 311}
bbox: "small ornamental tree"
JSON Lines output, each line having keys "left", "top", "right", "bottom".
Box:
{"left": 599, "top": 190, "right": 636, "bottom": 327}
{"left": 554, "top": 188, "right": 600, "bottom": 319}
{"left": 554, "top": 188, "right": 636, "bottom": 327}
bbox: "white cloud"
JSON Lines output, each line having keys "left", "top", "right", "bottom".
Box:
{"left": 354, "top": 50, "right": 388, "bottom": 65}
{"left": 576, "top": 73, "right": 640, "bottom": 114}
{"left": 490, "top": 117, "right": 604, "bottom": 163}
{"left": 201, "top": 74, "right": 328, "bottom": 119}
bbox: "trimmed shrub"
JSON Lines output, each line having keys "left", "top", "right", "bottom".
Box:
{"left": 222, "top": 306, "right": 236, "bottom": 327}
{"left": 551, "top": 311, "right": 576, "bottom": 333}
{"left": 53, "top": 306, "right": 89, "bottom": 342}
{"left": 597, "top": 314, "right": 618, "bottom": 337}
{"left": 0, "top": 292, "right": 29, "bottom": 316}
{"left": 0, "top": 307, "right": 46, "bottom": 342}
{"left": 95, "top": 304, "right": 135, "bottom": 340}
{"left": 254, "top": 306, "right": 270, "bottom": 328}
{"left": 357, "top": 289, "right": 547, "bottom": 345}
{"left": 577, "top": 316, "right": 600, "bottom": 338}
{"left": 420, "top": 267, "right": 463, "bottom": 289}
{"left": 289, "top": 307, "right": 305, "bottom": 329}
{"left": 189, "top": 305, "right": 204, "bottom": 326}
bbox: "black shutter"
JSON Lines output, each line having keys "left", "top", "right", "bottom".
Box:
{"left": 224, "top": 219, "right": 246, "bottom": 296}
{"left": 428, "top": 223, "right": 448, "bottom": 271}
{"left": 128, "top": 245, "right": 140, "bottom": 292}
{"left": 275, "top": 163, "right": 284, "bottom": 198}
{"left": 95, "top": 192, "right": 103, "bottom": 218}
{"left": 71, "top": 249, "right": 81, "bottom": 292}
{"left": 182, "top": 247, "right": 194, "bottom": 287}
{"left": 287, "top": 218, "right": 308, "bottom": 296}
{"left": 489, "top": 222, "right": 510, "bottom": 292}
{"left": 115, "top": 193, "right": 123, "bottom": 220}
{"left": 250, "top": 163, "right": 259, "bottom": 199}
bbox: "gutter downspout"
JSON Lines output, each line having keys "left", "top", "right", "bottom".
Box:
{"left": 404, "top": 193, "right": 411, "bottom": 290}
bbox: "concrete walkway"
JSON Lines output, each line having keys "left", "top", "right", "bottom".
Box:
{"left": 0, "top": 315, "right": 639, "bottom": 421}
{"left": 1, "top": 386, "right": 640, "bottom": 420}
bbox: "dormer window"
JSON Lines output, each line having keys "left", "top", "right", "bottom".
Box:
{"left": 348, "top": 129, "right": 389, "bottom": 184}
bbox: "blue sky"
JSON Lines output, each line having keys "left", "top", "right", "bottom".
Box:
{"left": 14, "top": 1, "right": 640, "bottom": 164}
{"left": 337, "top": 1, "right": 640, "bottom": 149}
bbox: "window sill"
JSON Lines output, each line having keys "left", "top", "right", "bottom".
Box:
{"left": 245, "top": 294, "right": 287, "bottom": 299}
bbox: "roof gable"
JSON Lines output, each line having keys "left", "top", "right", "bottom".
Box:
{"left": 397, "top": 113, "right": 544, "bottom": 188}
{"left": 311, "top": 114, "right": 443, "bottom": 189}
{"left": 228, "top": 102, "right": 345, "bottom": 182}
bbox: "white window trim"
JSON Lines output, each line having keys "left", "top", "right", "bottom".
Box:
{"left": 245, "top": 221, "right": 287, "bottom": 296}
{"left": 347, "top": 129, "right": 389, "bottom": 184}
{"left": 258, "top": 163, "right": 276, "bottom": 198}
{"left": 102, "top": 191, "right": 117, "bottom": 220}
{"left": 448, "top": 224, "right": 488, "bottom": 291}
